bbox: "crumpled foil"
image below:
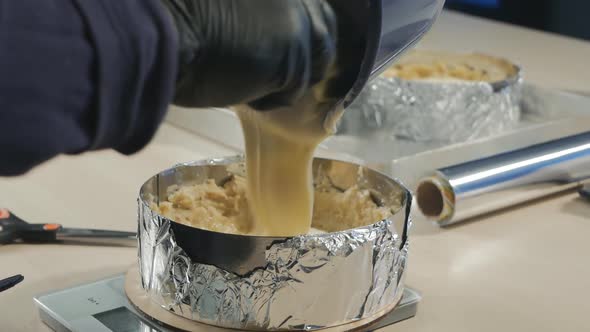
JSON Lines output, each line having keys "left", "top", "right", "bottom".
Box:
{"left": 137, "top": 158, "right": 411, "bottom": 331}
{"left": 341, "top": 73, "right": 523, "bottom": 142}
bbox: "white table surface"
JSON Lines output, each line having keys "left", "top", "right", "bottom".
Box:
{"left": 1, "top": 10, "right": 590, "bottom": 332}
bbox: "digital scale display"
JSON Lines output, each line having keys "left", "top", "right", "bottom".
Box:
{"left": 93, "top": 307, "right": 155, "bottom": 332}
{"left": 35, "top": 274, "right": 420, "bottom": 332}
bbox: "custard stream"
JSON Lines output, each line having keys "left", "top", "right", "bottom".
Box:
{"left": 234, "top": 92, "right": 337, "bottom": 236}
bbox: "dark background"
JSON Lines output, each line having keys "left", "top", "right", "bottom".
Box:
{"left": 445, "top": 0, "right": 590, "bottom": 41}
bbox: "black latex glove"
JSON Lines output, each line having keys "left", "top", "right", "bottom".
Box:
{"left": 161, "top": 0, "right": 338, "bottom": 110}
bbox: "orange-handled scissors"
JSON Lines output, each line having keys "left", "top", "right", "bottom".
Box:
{"left": 0, "top": 208, "right": 136, "bottom": 246}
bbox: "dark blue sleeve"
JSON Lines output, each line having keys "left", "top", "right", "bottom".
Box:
{"left": 0, "top": 0, "right": 178, "bottom": 176}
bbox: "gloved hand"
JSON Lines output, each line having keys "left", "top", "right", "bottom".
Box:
{"left": 161, "top": 0, "right": 338, "bottom": 110}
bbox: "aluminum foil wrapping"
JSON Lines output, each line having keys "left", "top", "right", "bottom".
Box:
{"left": 416, "top": 131, "right": 590, "bottom": 226}
{"left": 137, "top": 157, "right": 412, "bottom": 331}
{"left": 341, "top": 71, "right": 523, "bottom": 142}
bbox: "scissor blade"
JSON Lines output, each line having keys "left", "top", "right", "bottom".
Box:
{"left": 56, "top": 228, "right": 137, "bottom": 247}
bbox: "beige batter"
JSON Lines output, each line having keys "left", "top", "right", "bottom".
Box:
{"left": 154, "top": 176, "right": 251, "bottom": 234}
{"left": 384, "top": 50, "right": 517, "bottom": 82}
{"left": 154, "top": 175, "right": 391, "bottom": 235}
{"left": 232, "top": 84, "right": 342, "bottom": 235}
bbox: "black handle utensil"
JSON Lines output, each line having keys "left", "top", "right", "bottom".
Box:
{"left": 0, "top": 209, "right": 136, "bottom": 246}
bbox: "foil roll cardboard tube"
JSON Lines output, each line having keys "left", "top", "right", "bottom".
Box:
{"left": 416, "top": 132, "right": 590, "bottom": 226}
{"left": 137, "top": 156, "right": 412, "bottom": 330}
{"left": 341, "top": 58, "right": 522, "bottom": 143}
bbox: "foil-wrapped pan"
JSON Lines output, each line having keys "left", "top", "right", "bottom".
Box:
{"left": 137, "top": 156, "right": 412, "bottom": 330}
{"left": 340, "top": 54, "right": 522, "bottom": 143}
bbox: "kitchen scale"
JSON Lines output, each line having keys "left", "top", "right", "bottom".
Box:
{"left": 34, "top": 269, "right": 421, "bottom": 332}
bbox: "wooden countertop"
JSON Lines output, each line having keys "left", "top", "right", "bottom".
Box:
{"left": 1, "top": 10, "right": 589, "bottom": 332}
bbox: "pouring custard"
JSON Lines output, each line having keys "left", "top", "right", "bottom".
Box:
{"left": 234, "top": 90, "right": 342, "bottom": 236}
{"left": 154, "top": 89, "right": 392, "bottom": 236}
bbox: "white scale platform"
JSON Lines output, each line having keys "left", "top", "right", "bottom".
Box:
{"left": 34, "top": 269, "right": 420, "bottom": 332}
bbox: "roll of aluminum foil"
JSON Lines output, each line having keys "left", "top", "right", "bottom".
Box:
{"left": 340, "top": 63, "right": 522, "bottom": 142}
{"left": 137, "top": 156, "right": 412, "bottom": 330}
{"left": 416, "top": 132, "right": 590, "bottom": 226}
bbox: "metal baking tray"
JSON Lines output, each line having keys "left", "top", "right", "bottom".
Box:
{"left": 165, "top": 84, "right": 590, "bottom": 189}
